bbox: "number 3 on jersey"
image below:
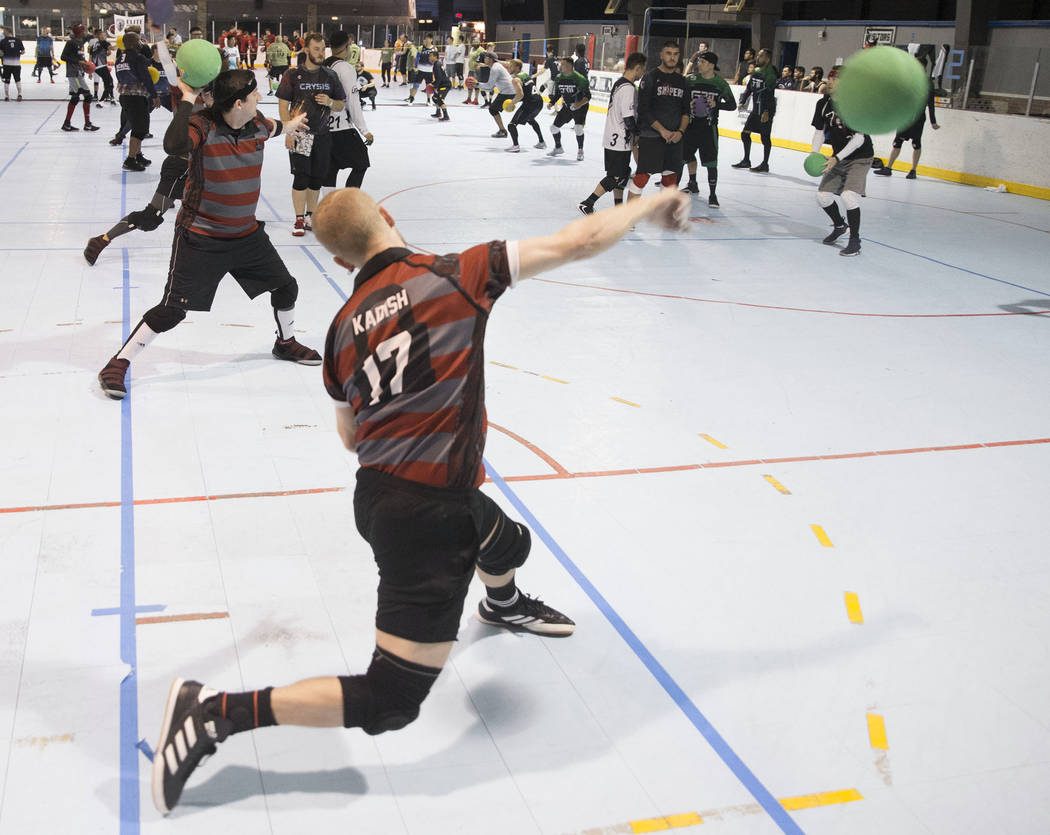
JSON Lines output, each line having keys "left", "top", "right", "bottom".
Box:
{"left": 361, "top": 331, "right": 412, "bottom": 405}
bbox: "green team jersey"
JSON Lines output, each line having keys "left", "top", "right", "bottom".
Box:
{"left": 381, "top": 47, "right": 394, "bottom": 63}
{"left": 468, "top": 47, "right": 484, "bottom": 71}
{"left": 551, "top": 71, "right": 590, "bottom": 105}
{"left": 266, "top": 41, "right": 291, "bottom": 68}
{"left": 685, "top": 72, "right": 734, "bottom": 127}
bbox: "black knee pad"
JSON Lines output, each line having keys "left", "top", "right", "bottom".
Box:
{"left": 477, "top": 508, "right": 531, "bottom": 575}
{"left": 292, "top": 174, "right": 312, "bottom": 191}
{"left": 339, "top": 647, "right": 441, "bottom": 735}
{"left": 615, "top": 175, "right": 630, "bottom": 191}
{"left": 127, "top": 205, "right": 164, "bottom": 231}
{"left": 308, "top": 175, "right": 325, "bottom": 191}
{"left": 599, "top": 174, "right": 617, "bottom": 192}
{"left": 270, "top": 279, "right": 298, "bottom": 310}
{"left": 142, "top": 304, "right": 186, "bottom": 333}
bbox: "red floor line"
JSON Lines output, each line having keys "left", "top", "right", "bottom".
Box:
{"left": 136, "top": 612, "right": 230, "bottom": 626}
{"left": 489, "top": 422, "right": 569, "bottom": 475}
{"left": 3, "top": 438, "right": 1048, "bottom": 515}
{"left": 533, "top": 277, "right": 1050, "bottom": 320}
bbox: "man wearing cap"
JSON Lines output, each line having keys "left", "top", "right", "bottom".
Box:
{"left": 680, "top": 51, "right": 735, "bottom": 208}
{"left": 477, "top": 52, "right": 515, "bottom": 138}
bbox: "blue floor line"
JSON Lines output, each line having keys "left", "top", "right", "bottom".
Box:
{"left": 482, "top": 459, "right": 805, "bottom": 835}
{"left": 34, "top": 104, "right": 61, "bottom": 135}
{"left": 0, "top": 142, "right": 29, "bottom": 183}
{"left": 299, "top": 245, "right": 349, "bottom": 301}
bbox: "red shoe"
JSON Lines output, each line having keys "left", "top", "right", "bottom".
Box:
{"left": 98, "top": 357, "right": 130, "bottom": 399}
{"left": 272, "top": 337, "right": 321, "bottom": 365}
{"left": 291, "top": 216, "right": 305, "bottom": 237}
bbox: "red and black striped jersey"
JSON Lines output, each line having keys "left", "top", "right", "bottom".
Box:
{"left": 323, "top": 242, "right": 518, "bottom": 489}
{"left": 176, "top": 111, "right": 271, "bottom": 239}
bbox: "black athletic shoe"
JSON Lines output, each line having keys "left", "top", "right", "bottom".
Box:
{"left": 144, "top": 132, "right": 154, "bottom": 139}
{"left": 84, "top": 235, "right": 109, "bottom": 266}
{"left": 109, "top": 135, "right": 123, "bottom": 146}
{"left": 840, "top": 237, "right": 862, "bottom": 256}
{"left": 122, "top": 157, "right": 146, "bottom": 172}
{"left": 681, "top": 181, "right": 700, "bottom": 194}
{"left": 578, "top": 201, "right": 594, "bottom": 215}
{"left": 750, "top": 162, "right": 769, "bottom": 173}
{"left": 272, "top": 337, "right": 321, "bottom": 365}
{"left": 873, "top": 167, "right": 892, "bottom": 176}
{"left": 61, "top": 123, "right": 79, "bottom": 132}
{"left": 152, "top": 678, "right": 232, "bottom": 814}
{"left": 905, "top": 170, "right": 917, "bottom": 180}
{"left": 136, "top": 153, "right": 152, "bottom": 166}
{"left": 83, "top": 122, "right": 100, "bottom": 131}
{"left": 731, "top": 159, "right": 750, "bottom": 169}
{"left": 440, "top": 114, "right": 450, "bottom": 121}
{"left": 98, "top": 356, "right": 129, "bottom": 399}
{"left": 822, "top": 224, "right": 848, "bottom": 245}
{"left": 477, "top": 594, "right": 575, "bottom": 636}
{"left": 708, "top": 194, "right": 720, "bottom": 208}
{"left": 491, "top": 130, "right": 508, "bottom": 138}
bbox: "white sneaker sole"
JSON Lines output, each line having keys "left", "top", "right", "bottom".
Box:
{"left": 152, "top": 677, "right": 186, "bottom": 814}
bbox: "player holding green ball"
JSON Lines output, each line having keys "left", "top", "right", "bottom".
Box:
{"left": 810, "top": 67, "right": 874, "bottom": 257}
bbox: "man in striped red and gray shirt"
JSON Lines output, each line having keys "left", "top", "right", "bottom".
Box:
{"left": 98, "top": 69, "right": 313, "bottom": 399}
{"left": 149, "top": 185, "right": 691, "bottom": 815}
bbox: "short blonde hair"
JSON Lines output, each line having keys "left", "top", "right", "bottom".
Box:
{"left": 313, "top": 189, "right": 389, "bottom": 264}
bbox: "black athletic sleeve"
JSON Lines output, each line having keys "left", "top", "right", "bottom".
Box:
{"left": 927, "top": 86, "right": 937, "bottom": 125}
{"left": 60, "top": 39, "right": 79, "bottom": 65}
{"left": 637, "top": 72, "right": 654, "bottom": 129}
{"left": 810, "top": 96, "right": 826, "bottom": 132}
{"left": 164, "top": 100, "right": 195, "bottom": 156}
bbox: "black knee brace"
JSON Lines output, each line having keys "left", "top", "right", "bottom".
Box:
{"left": 127, "top": 205, "right": 164, "bottom": 231}
{"left": 142, "top": 304, "right": 186, "bottom": 333}
{"left": 270, "top": 279, "right": 298, "bottom": 310}
{"left": 477, "top": 509, "right": 531, "bottom": 575}
{"left": 339, "top": 647, "right": 441, "bottom": 735}
{"left": 599, "top": 174, "right": 617, "bottom": 193}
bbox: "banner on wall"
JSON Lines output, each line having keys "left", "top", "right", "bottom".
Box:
{"left": 107, "top": 14, "right": 146, "bottom": 39}
{"left": 863, "top": 26, "right": 896, "bottom": 47}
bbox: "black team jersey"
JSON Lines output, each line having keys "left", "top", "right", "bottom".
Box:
{"left": 811, "top": 95, "right": 874, "bottom": 161}
{"left": 637, "top": 67, "right": 689, "bottom": 138}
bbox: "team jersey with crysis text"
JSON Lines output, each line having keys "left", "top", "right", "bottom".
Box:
{"left": 603, "top": 76, "right": 638, "bottom": 152}
{"left": 685, "top": 72, "right": 735, "bottom": 129}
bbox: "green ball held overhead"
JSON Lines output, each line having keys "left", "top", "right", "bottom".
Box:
{"left": 831, "top": 46, "right": 929, "bottom": 136}
{"left": 175, "top": 40, "right": 223, "bottom": 89}
{"left": 804, "top": 152, "right": 827, "bottom": 177}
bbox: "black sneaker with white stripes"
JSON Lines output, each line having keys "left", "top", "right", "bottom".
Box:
{"left": 477, "top": 594, "right": 575, "bottom": 636}
{"left": 152, "top": 678, "right": 232, "bottom": 814}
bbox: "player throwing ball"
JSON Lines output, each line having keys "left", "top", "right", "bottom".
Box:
{"left": 150, "top": 184, "right": 691, "bottom": 816}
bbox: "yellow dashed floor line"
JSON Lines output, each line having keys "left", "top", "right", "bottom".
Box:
{"left": 810, "top": 524, "right": 834, "bottom": 547}
{"left": 698, "top": 433, "right": 728, "bottom": 449}
{"left": 762, "top": 474, "right": 791, "bottom": 494}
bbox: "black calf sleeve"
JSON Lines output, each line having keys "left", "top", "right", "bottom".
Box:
{"left": 340, "top": 647, "right": 441, "bottom": 734}
{"left": 344, "top": 168, "right": 366, "bottom": 189}
{"left": 508, "top": 124, "right": 519, "bottom": 144}
{"left": 142, "top": 304, "right": 186, "bottom": 333}
{"left": 270, "top": 279, "right": 298, "bottom": 310}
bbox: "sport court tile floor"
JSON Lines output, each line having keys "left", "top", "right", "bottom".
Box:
{"left": 0, "top": 76, "right": 1049, "bottom": 835}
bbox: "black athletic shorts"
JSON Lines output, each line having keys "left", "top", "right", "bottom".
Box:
{"left": 2, "top": 66, "right": 21, "bottom": 83}
{"left": 683, "top": 123, "right": 718, "bottom": 167}
{"left": 120, "top": 94, "right": 151, "bottom": 140}
{"left": 324, "top": 130, "right": 370, "bottom": 186}
{"left": 353, "top": 468, "right": 526, "bottom": 642}
{"left": 893, "top": 116, "right": 926, "bottom": 149}
{"left": 637, "top": 135, "right": 684, "bottom": 175}
{"left": 743, "top": 110, "right": 773, "bottom": 135}
{"left": 268, "top": 65, "right": 288, "bottom": 80}
{"left": 161, "top": 221, "right": 294, "bottom": 311}
{"left": 488, "top": 93, "right": 514, "bottom": 116}
{"left": 416, "top": 70, "right": 434, "bottom": 86}
{"left": 553, "top": 103, "right": 588, "bottom": 128}
{"left": 604, "top": 148, "right": 631, "bottom": 179}
{"left": 510, "top": 99, "right": 543, "bottom": 125}
{"left": 289, "top": 132, "right": 332, "bottom": 181}
{"left": 157, "top": 154, "right": 189, "bottom": 202}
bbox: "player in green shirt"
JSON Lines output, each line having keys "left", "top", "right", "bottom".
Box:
{"left": 733, "top": 47, "right": 778, "bottom": 172}
{"left": 265, "top": 36, "right": 291, "bottom": 95}
{"left": 681, "top": 52, "right": 736, "bottom": 207}
{"left": 546, "top": 57, "right": 590, "bottom": 160}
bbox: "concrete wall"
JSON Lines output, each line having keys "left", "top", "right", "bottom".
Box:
{"left": 773, "top": 22, "right": 954, "bottom": 74}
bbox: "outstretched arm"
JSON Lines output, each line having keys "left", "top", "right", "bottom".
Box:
{"left": 515, "top": 189, "right": 689, "bottom": 281}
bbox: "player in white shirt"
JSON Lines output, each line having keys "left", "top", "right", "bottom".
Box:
{"left": 322, "top": 31, "right": 374, "bottom": 190}
{"left": 478, "top": 52, "right": 516, "bottom": 138}
{"left": 578, "top": 52, "right": 647, "bottom": 214}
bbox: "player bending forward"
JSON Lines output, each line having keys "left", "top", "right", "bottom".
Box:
{"left": 151, "top": 184, "right": 691, "bottom": 815}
